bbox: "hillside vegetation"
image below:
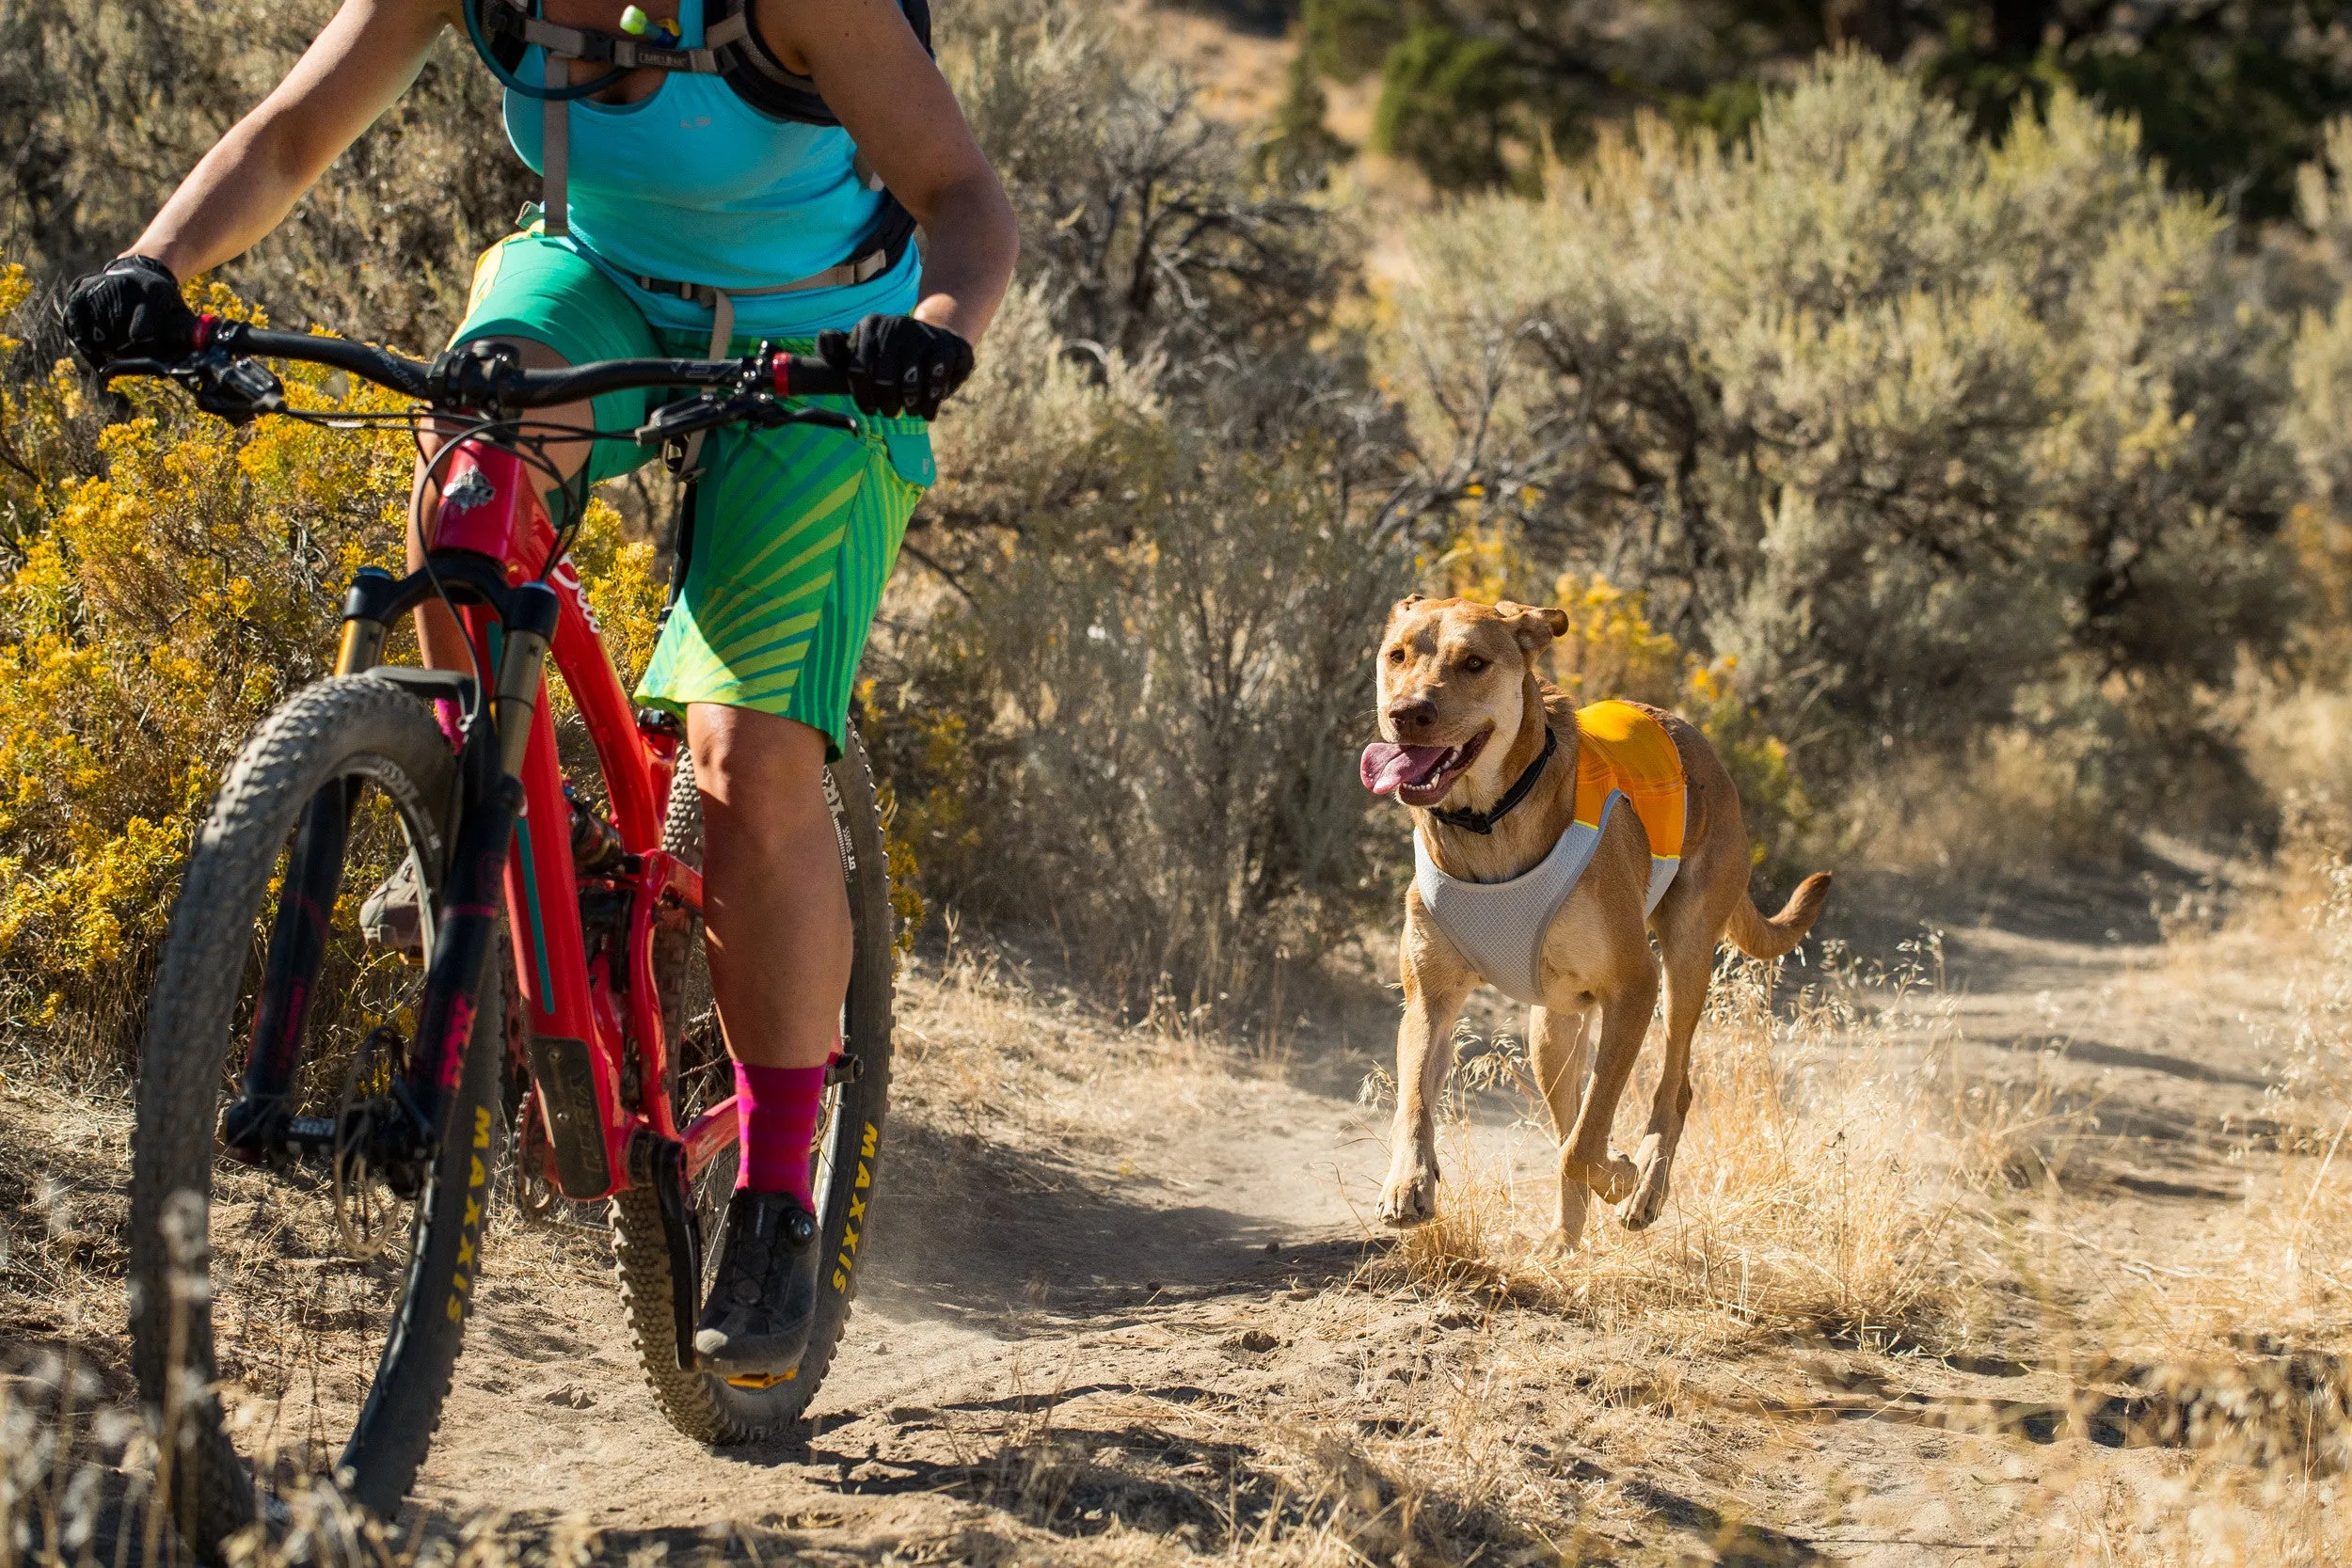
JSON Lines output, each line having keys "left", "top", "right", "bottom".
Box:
{"left": 9, "top": 5, "right": 2352, "bottom": 1563}
{"left": 0, "top": 0, "right": 2345, "bottom": 1040}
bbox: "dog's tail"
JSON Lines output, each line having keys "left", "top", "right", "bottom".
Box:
{"left": 1726, "top": 871, "right": 1834, "bottom": 960}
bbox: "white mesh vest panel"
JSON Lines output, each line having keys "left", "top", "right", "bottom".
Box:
{"left": 1412, "top": 791, "right": 1681, "bottom": 1005}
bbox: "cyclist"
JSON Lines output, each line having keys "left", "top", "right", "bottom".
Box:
{"left": 61, "top": 0, "right": 1016, "bottom": 1380}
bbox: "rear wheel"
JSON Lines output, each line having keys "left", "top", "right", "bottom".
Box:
{"left": 127, "top": 677, "right": 506, "bottom": 1560}
{"left": 613, "top": 723, "right": 896, "bottom": 1442}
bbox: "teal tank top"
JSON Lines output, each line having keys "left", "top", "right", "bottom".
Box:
{"left": 502, "top": 0, "right": 918, "bottom": 340}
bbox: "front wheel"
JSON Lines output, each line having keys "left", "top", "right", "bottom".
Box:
{"left": 614, "top": 722, "right": 897, "bottom": 1442}
{"left": 127, "top": 677, "right": 507, "bottom": 1560}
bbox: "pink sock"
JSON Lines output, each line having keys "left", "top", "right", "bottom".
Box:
{"left": 432, "top": 697, "right": 466, "bottom": 752}
{"left": 734, "top": 1060, "right": 827, "bottom": 1205}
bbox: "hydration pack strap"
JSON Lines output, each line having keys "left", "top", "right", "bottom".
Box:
{"left": 543, "top": 54, "right": 571, "bottom": 234}
{"left": 489, "top": 0, "right": 727, "bottom": 72}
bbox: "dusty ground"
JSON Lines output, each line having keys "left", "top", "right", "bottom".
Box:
{"left": 9, "top": 842, "right": 2348, "bottom": 1566}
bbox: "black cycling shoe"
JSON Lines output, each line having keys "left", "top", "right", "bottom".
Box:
{"left": 693, "top": 1188, "right": 821, "bottom": 1378}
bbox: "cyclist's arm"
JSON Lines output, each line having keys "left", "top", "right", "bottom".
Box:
{"left": 766, "top": 0, "right": 1018, "bottom": 345}
{"left": 127, "top": 0, "right": 458, "bottom": 278}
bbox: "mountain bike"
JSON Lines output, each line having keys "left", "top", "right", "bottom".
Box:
{"left": 108, "top": 319, "right": 898, "bottom": 1560}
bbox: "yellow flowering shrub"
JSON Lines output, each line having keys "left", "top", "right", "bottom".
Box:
{"left": 0, "top": 282, "right": 426, "bottom": 1067}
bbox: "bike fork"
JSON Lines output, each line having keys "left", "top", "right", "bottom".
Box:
{"left": 217, "top": 574, "right": 561, "bottom": 1165}
{"left": 402, "top": 582, "right": 560, "bottom": 1135}
{"left": 219, "top": 573, "right": 397, "bottom": 1160}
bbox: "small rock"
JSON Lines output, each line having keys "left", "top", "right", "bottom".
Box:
{"left": 1231, "top": 1329, "right": 1280, "bottom": 1354}
{"left": 543, "top": 1384, "right": 596, "bottom": 1408}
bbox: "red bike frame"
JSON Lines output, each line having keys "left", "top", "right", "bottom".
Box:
{"left": 423, "top": 437, "right": 735, "bottom": 1199}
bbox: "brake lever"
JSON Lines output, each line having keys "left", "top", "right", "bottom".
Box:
{"left": 101, "top": 349, "right": 287, "bottom": 427}
{"left": 633, "top": 394, "right": 740, "bottom": 447}
{"left": 634, "top": 395, "right": 861, "bottom": 446}
{"left": 754, "top": 404, "right": 859, "bottom": 435}
{"left": 190, "top": 354, "right": 288, "bottom": 426}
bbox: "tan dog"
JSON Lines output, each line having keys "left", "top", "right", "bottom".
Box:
{"left": 1363, "top": 595, "right": 1832, "bottom": 1252}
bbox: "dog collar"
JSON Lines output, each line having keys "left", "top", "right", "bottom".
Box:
{"left": 1429, "top": 724, "right": 1556, "bottom": 835}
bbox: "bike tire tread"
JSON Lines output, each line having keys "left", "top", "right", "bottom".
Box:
{"left": 128, "top": 677, "right": 503, "bottom": 1560}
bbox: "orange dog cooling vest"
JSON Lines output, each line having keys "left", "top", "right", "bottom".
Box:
{"left": 1411, "top": 701, "right": 1688, "bottom": 1004}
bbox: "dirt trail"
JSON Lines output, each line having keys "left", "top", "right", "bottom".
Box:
{"left": 431, "top": 1042, "right": 1412, "bottom": 1543}
{"left": 3, "top": 854, "right": 2316, "bottom": 1564}
{"left": 394, "top": 856, "right": 2300, "bottom": 1564}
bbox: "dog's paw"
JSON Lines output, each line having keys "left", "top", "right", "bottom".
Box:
{"left": 1531, "top": 1226, "right": 1582, "bottom": 1260}
{"left": 1567, "top": 1151, "right": 1639, "bottom": 1205}
{"left": 1621, "top": 1132, "right": 1674, "bottom": 1231}
{"left": 1377, "top": 1157, "right": 1440, "bottom": 1228}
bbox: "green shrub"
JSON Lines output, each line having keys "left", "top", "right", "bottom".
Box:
{"left": 1385, "top": 55, "right": 2304, "bottom": 818}
{"left": 1, "top": 0, "right": 527, "bottom": 351}
{"left": 873, "top": 406, "right": 1413, "bottom": 1016}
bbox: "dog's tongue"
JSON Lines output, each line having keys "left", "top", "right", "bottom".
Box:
{"left": 1360, "top": 742, "right": 1453, "bottom": 796}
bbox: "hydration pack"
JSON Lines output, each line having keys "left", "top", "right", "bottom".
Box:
{"left": 458, "top": 0, "right": 924, "bottom": 300}
{"left": 466, "top": 0, "right": 932, "bottom": 127}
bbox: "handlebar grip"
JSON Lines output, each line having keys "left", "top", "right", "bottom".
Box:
{"left": 770, "top": 354, "right": 851, "bottom": 400}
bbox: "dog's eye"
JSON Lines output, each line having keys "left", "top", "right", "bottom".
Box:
{"left": 1462, "top": 655, "right": 1489, "bottom": 673}
{"left": 1387, "top": 647, "right": 1406, "bottom": 664}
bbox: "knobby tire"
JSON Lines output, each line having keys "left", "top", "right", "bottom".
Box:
{"left": 127, "top": 677, "right": 507, "bottom": 1560}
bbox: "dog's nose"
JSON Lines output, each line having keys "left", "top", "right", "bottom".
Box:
{"left": 1387, "top": 699, "right": 1438, "bottom": 738}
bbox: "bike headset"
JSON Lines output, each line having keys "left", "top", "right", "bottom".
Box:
{"left": 457, "top": 0, "right": 929, "bottom": 465}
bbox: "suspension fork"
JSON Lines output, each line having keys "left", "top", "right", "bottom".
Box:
{"left": 219, "top": 572, "right": 562, "bottom": 1163}
{"left": 220, "top": 572, "right": 405, "bottom": 1157}
{"left": 402, "top": 582, "right": 562, "bottom": 1139}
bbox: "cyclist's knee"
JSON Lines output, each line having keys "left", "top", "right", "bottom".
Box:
{"left": 691, "top": 705, "right": 830, "bottom": 833}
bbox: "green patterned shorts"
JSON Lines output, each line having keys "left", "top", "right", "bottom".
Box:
{"left": 453, "top": 230, "right": 934, "bottom": 758}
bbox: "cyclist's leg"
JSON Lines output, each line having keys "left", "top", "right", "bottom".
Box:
{"left": 639, "top": 406, "right": 931, "bottom": 1077}
{"left": 689, "top": 705, "right": 849, "bottom": 1074}
{"left": 636, "top": 403, "right": 930, "bottom": 1375}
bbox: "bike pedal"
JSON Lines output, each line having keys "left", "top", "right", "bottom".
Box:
{"left": 723, "top": 1370, "right": 796, "bottom": 1388}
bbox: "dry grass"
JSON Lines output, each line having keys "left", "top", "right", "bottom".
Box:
{"left": 1338, "top": 856, "right": 2352, "bottom": 1565}
{"left": 1373, "top": 942, "right": 2001, "bottom": 1350}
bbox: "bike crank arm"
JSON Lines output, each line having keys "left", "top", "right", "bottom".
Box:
{"left": 629, "top": 1132, "right": 703, "bottom": 1370}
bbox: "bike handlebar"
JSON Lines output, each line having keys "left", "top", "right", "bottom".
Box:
{"left": 121, "top": 314, "right": 854, "bottom": 412}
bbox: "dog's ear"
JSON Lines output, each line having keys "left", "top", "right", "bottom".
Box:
{"left": 1499, "top": 602, "right": 1571, "bottom": 654}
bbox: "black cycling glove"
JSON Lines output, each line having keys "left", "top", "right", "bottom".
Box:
{"left": 60, "top": 255, "right": 198, "bottom": 370}
{"left": 816, "top": 313, "right": 974, "bottom": 420}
